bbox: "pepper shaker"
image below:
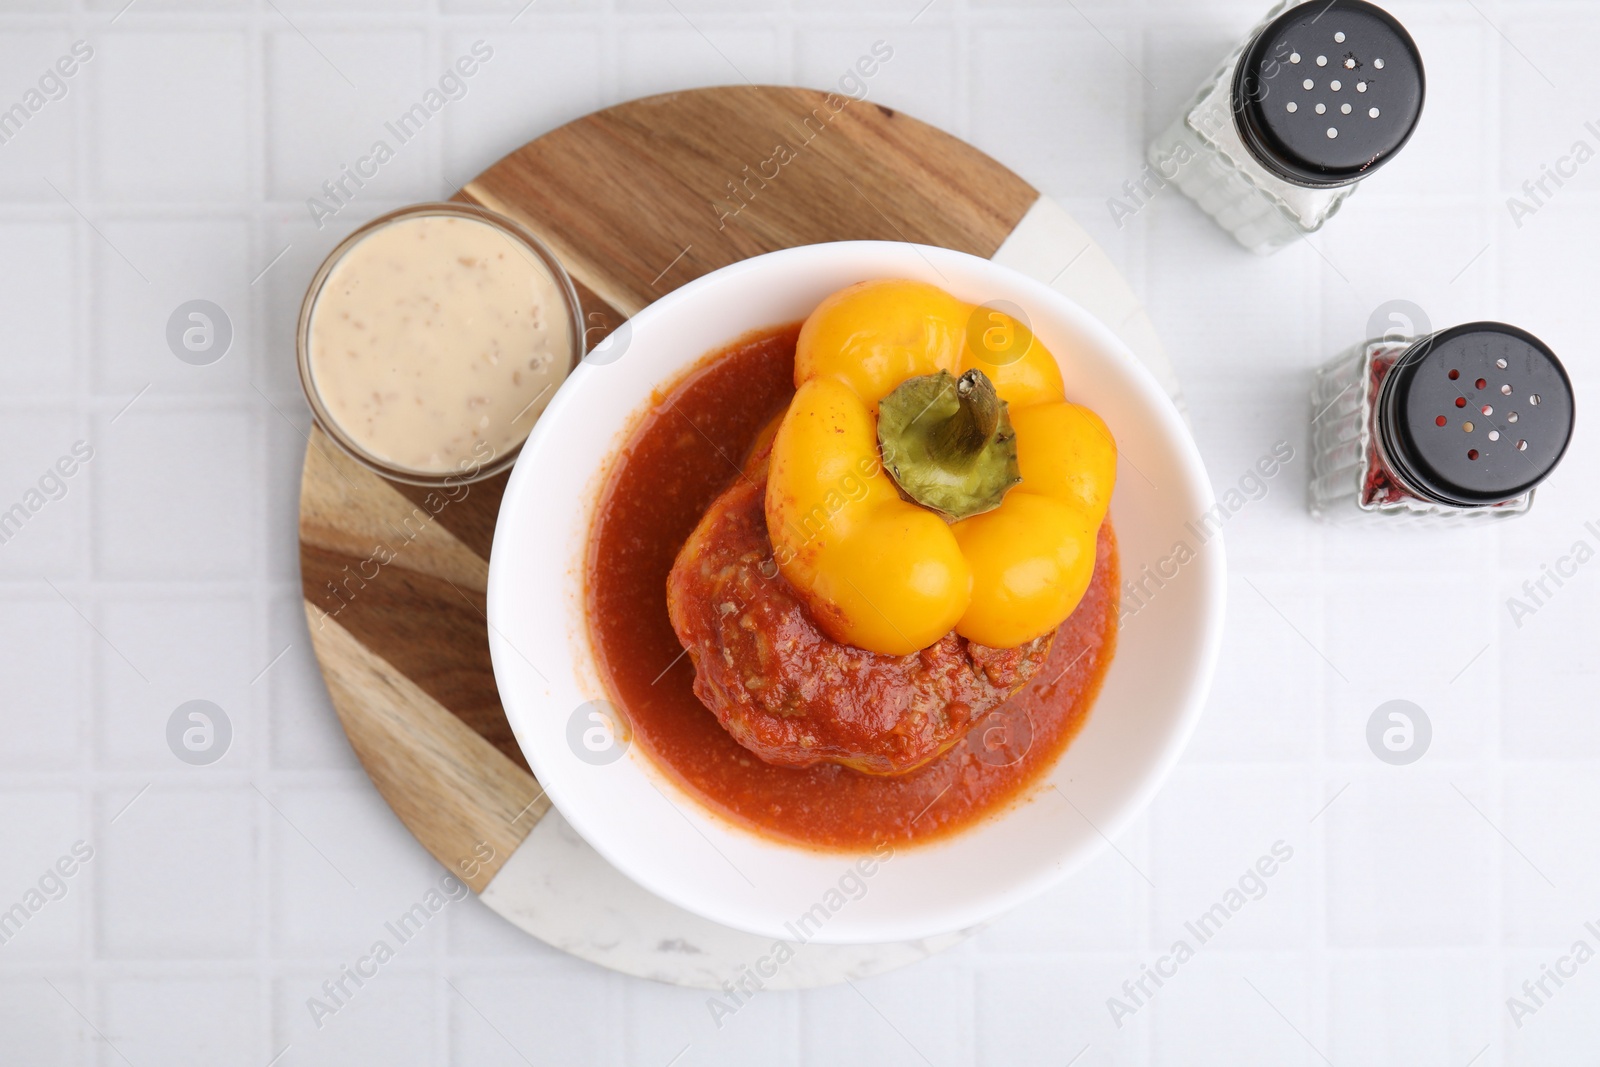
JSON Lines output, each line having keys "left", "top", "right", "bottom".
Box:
{"left": 1309, "top": 322, "right": 1575, "bottom": 525}
{"left": 1148, "top": 0, "right": 1425, "bottom": 254}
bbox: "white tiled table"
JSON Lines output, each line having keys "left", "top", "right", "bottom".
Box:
{"left": 1, "top": 1, "right": 1596, "bottom": 1064}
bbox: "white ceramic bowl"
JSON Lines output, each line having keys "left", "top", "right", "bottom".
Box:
{"left": 487, "top": 242, "right": 1224, "bottom": 944}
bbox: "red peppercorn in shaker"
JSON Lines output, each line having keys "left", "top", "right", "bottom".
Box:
{"left": 1309, "top": 323, "right": 1575, "bottom": 524}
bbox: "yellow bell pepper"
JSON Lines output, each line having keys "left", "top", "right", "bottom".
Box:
{"left": 765, "top": 279, "right": 1116, "bottom": 655}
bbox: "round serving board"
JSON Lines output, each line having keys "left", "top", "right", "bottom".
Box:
{"left": 298, "top": 85, "right": 1180, "bottom": 989}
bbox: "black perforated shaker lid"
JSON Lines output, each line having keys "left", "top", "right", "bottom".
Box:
{"left": 1378, "top": 323, "right": 1574, "bottom": 507}
{"left": 1233, "top": 0, "right": 1424, "bottom": 187}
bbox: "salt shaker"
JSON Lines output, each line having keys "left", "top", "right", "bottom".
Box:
{"left": 1148, "top": 0, "right": 1425, "bottom": 254}
{"left": 1309, "top": 323, "right": 1574, "bottom": 525}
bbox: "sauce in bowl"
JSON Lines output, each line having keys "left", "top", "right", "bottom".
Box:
{"left": 298, "top": 204, "right": 581, "bottom": 484}
{"left": 586, "top": 325, "right": 1120, "bottom": 850}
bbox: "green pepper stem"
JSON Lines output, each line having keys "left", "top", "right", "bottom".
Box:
{"left": 877, "top": 367, "right": 1022, "bottom": 523}
{"left": 932, "top": 369, "right": 1002, "bottom": 468}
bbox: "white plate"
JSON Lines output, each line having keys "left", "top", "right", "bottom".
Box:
{"left": 487, "top": 241, "right": 1225, "bottom": 945}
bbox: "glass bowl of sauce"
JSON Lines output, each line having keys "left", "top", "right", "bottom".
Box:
{"left": 296, "top": 202, "right": 583, "bottom": 486}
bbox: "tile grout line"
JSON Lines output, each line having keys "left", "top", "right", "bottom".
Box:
{"left": 76, "top": 1, "right": 102, "bottom": 1056}
{"left": 247, "top": 8, "right": 279, "bottom": 1061}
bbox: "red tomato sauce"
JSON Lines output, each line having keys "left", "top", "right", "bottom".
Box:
{"left": 586, "top": 324, "right": 1120, "bottom": 850}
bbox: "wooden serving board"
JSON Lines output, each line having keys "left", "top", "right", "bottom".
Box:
{"left": 298, "top": 85, "right": 1176, "bottom": 988}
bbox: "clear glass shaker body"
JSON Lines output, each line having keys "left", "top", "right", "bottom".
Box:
{"left": 1150, "top": 0, "right": 1425, "bottom": 256}
{"left": 1149, "top": 4, "right": 1354, "bottom": 255}
{"left": 1308, "top": 339, "right": 1534, "bottom": 525}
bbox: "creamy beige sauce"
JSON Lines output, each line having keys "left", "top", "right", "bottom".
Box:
{"left": 308, "top": 214, "right": 571, "bottom": 475}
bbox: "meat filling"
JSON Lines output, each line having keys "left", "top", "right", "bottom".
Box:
{"left": 666, "top": 453, "right": 1053, "bottom": 776}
